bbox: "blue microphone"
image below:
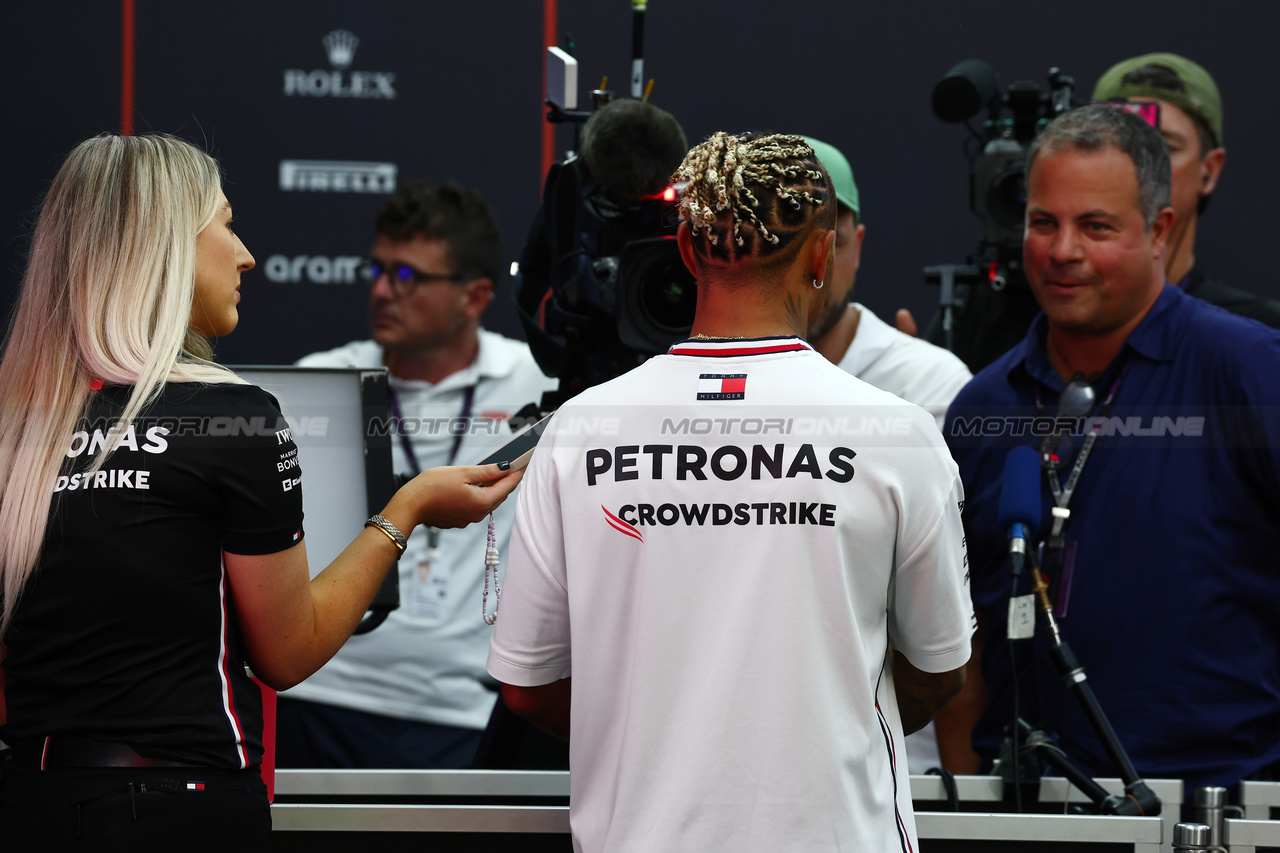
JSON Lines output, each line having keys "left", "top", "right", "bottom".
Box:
{"left": 997, "top": 446, "right": 1042, "bottom": 578}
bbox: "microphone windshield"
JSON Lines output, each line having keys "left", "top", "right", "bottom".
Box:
{"left": 997, "top": 446, "right": 1042, "bottom": 536}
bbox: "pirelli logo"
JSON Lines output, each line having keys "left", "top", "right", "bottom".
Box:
{"left": 278, "top": 160, "right": 397, "bottom": 193}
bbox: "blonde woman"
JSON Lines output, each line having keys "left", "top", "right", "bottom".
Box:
{"left": 0, "top": 134, "right": 521, "bottom": 850}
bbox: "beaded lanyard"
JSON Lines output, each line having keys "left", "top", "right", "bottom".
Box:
{"left": 482, "top": 515, "right": 501, "bottom": 624}
{"left": 389, "top": 384, "right": 502, "bottom": 623}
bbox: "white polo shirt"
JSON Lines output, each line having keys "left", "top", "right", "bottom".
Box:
{"left": 837, "top": 304, "right": 973, "bottom": 431}
{"left": 286, "top": 330, "right": 557, "bottom": 729}
{"left": 489, "top": 336, "right": 973, "bottom": 853}
{"left": 834, "top": 304, "right": 973, "bottom": 772}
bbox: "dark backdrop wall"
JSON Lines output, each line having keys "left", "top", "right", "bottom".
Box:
{"left": 5, "top": 1, "right": 1277, "bottom": 365}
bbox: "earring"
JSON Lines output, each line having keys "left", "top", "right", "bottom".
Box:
{"left": 812, "top": 278, "right": 824, "bottom": 289}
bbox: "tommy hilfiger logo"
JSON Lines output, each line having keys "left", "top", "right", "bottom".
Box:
{"left": 697, "top": 374, "right": 746, "bottom": 401}
{"left": 602, "top": 505, "right": 643, "bottom": 542}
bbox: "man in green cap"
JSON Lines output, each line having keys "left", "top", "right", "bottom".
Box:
{"left": 802, "top": 136, "right": 972, "bottom": 775}
{"left": 1094, "top": 52, "right": 1280, "bottom": 328}
{"left": 802, "top": 135, "right": 972, "bottom": 433}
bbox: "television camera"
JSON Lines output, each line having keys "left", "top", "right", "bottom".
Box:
{"left": 515, "top": 9, "right": 694, "bottom": 410}
{"left": 924, "top": 60, "right": 1078, "bottom": 371}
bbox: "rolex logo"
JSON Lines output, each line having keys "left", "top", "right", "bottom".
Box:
{"left": 322, "top": 29, "right": 359, "bottom": 69}
{"left": 284, "top": 29, "right": 395, "bottom": 99}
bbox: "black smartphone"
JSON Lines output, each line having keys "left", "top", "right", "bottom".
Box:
{"left": 477, "top": 413, "right": 554, "bottom": 472}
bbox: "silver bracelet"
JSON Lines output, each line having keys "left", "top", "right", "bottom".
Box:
{"left": 364, "top": 514, "right": 407, "bottom": 557}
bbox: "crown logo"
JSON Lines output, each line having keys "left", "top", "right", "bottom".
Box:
{"left": 322, "top": 30, "right": 359, "bottom": 69}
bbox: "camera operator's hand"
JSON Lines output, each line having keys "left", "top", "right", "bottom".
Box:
{"left": 895, "top": 308, "right": 918, "bottom": 337}
{"left": 396, "top": 463, "right": 526, "bottom": 530}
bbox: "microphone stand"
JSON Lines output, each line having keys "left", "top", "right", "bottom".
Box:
{"left": 923, "top": 264, "right": 980, "bottom": 354}
{"left": 1009, "top": 718, "right": 1114, "bottom": 808}
{"left": 1019, "top": 557, "right": 1162, "bottom": 816}
{"left": 630, "top": 0, "right": 647, "bottom": 99}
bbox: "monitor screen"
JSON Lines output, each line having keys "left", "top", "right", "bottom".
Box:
{"left": 233, "top": 366, "right": 394, "bottom": 582}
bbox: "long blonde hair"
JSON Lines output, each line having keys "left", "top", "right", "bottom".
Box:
{"left": 0, "top": 134, "right": 243, "bottom": 639}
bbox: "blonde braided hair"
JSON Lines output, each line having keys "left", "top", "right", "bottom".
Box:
{"left": 673, "top": 132, "right": 833, "bottom": 265}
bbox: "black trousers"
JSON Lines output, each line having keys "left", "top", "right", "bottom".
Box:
{"left": 0, "top": 763, "right": 270, "bottom": 852}
{"left": 275, "top": 695, "right": 483, "bottom": 768}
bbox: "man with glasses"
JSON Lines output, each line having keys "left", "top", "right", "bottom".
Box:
{"left": 278, "top": 181, "right": 556, "bottom": 768}
{"left": 936, "top": 104, "right": 1280, "bottom": 790}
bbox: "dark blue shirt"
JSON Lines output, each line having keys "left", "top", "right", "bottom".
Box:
{"left": 945, "top": 284, "right": 1280, "bottom": 789}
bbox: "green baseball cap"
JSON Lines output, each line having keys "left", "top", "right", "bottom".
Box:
{"left": 1092, "top": 52, "right": 1223, "bottom": 147}
{"left": 801, "top": 136, "right": 860, "bottom": 221}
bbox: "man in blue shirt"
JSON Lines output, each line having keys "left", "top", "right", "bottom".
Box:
{"left": 937, "top": 103, "right": 1280, "bottom": 789}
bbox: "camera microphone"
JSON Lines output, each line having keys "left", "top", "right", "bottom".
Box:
{"left": 997, "top": 446, "right": 1042, "bottom": 578}
{"left": 932, "top": 59, "right": 998, "bottom": 123}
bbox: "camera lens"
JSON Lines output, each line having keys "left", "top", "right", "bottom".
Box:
{"left": 616, "top": 237, "right": 698, "bottom": 353}
{"left": 987, "top": 164, "right": 1027, "bottom": 232}
{"left": 640, "top": 257, "right": 696, "bottom": 332}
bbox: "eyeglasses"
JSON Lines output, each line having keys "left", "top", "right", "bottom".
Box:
{"left": 1039, "top": 373, "right": 1097, "bottom": 471}
{"left": 361, "top": 259, "right": 466, "bottom": 297}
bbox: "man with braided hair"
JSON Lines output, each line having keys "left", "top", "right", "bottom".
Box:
{"left": 490, "top": 132, "right": 973, "bottom": 852}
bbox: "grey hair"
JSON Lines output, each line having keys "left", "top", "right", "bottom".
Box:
{"left": 1026, "top": 104, "right": 1172, "bottom": 228}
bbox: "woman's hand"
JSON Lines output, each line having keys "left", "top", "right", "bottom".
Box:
{"left": 395, "top": 463, "right": 526, "bottom": 530}
{"left": 226, "top": 462, "right": 525, "bottom": 690}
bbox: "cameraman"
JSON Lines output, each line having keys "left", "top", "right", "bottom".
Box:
{"left": 1094, "top": 52, "right": 1280, "bottom": 328}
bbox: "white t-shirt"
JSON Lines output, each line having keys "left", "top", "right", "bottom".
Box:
{"left": 834, "top": 304, "right": 973, "bottom": 772}
{"left": 838, "top": 304, "right": 972, "bottom": 431}
{"left": 285, "top": 330, "right": 557, "bottom": 729}
{"left": 489, "top": 336, "right": 973, "bottom": 853}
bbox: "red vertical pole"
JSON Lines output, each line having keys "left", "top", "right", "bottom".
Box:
{"left": 541, "top": 0, "right": 557, "bottom": 188}
{"left": 121, "top": 0, "right": 135, "bottom": 135}
{"left": 254, "top": 677, "right": 277, "bottom": 803}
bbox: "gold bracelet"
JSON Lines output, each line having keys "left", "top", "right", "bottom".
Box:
{"left": 364, "top": 514, "right": 407, "bottom": 556}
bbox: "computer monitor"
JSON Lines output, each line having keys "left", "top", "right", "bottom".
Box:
{"left": 233, "top": 366, "right": 397, "bottom": 626}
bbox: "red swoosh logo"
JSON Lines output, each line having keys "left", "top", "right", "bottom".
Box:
{"left": 602, "top": 505, "right": 643, "bottom": 542}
